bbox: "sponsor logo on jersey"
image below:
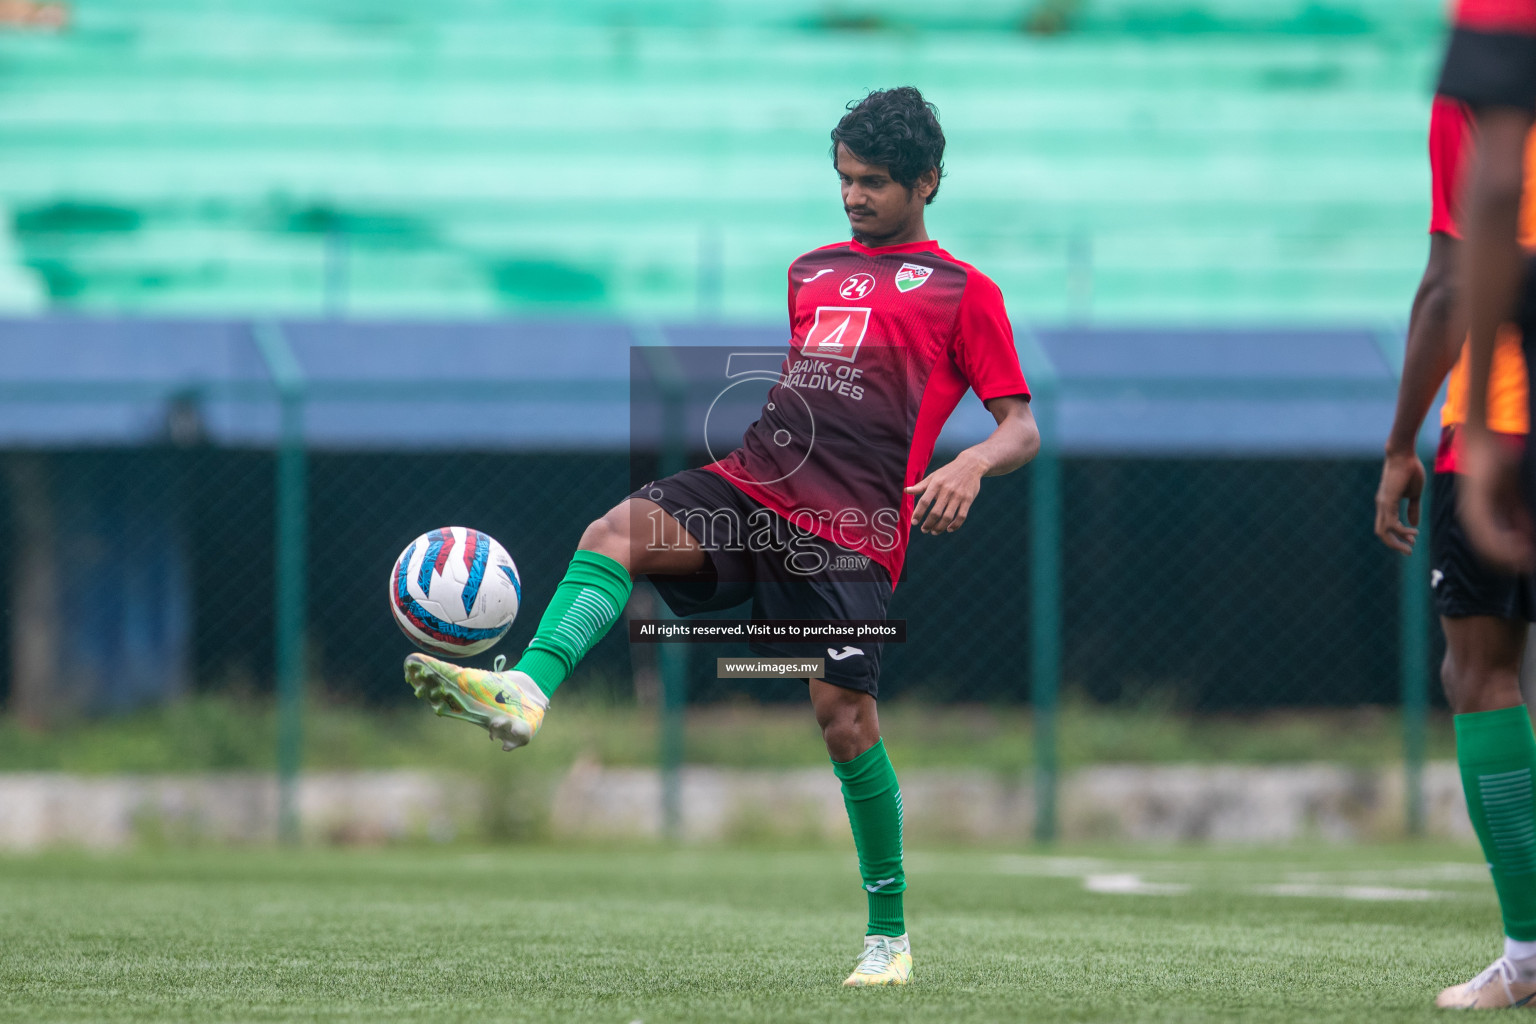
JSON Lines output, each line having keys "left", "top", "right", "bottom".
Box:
{"left": 801, "top": 268, "right": 833, "bottom": 283}
{"left": 840, "top": 272, "right": 877, "bottom": 300}
{"left": 894, "top": 263, "right": 932, "bottom": 292}
{"left": 803, "top": 306, "right": 870, "bottom": 363}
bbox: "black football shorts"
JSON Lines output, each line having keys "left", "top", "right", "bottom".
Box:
{"left": 627, "top": 467, "right": 893, "bottom": 697}
{"left": 1431, "top": 469, "right": 1536, "bottom": 621}
{"left": 1446, "top": 255, "right": 1536, "bottom": 621}
{"left": 1440, "top": 28, "right": 1536, "bottom": 110}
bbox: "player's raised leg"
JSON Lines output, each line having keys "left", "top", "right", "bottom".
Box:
{"left": 812, "top": 679, "right": 912, "bottom": 987}
{"left": 1436, "top": 615, "right": 1536, "bottom": 1009}
{"left": 404, "top": 498, "right": 706, "bottom": 749}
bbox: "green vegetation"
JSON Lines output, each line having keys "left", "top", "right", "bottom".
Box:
{"left": 0, "top": 842, "right": 1502, "bottom": 1023}
{"left": 0, "top": 693, "right": 1454, "bottom": 774}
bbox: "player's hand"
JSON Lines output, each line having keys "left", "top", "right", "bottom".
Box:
{"left": 1373, "top": 449, "right": 1425, "bottom": 555}
{"left": 1458, "top": 429, "right": 1536, "bottom": 574}
{"left": 904, "top": 453, "right": 984, "bottom": 535}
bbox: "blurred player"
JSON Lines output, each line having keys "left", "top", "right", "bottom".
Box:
{"left": 1377, "top": 92, "right": 1536, "bottom": 1011}
{"left": 401, "top": 87, "right": 1039, "bottom": 987}
{"left": 1428, "top": 0, "right": 1536, "bottom": 1010}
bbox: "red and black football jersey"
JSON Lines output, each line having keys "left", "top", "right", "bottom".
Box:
{"left": 701, "top": 238, "right": 1030, "bottom": 589}
{"left": 1440, "top": 0, "right": 1536, "bottom": 110}
{"left": 1452, "top": 0, "right": 1536, "bottom": 34}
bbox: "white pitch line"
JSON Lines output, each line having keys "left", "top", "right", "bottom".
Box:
{"left": 989, "top": 855, "right": 1115, "bottom": 877}
{"left": 1082, "top": 873, "right": 1191, "bottom": 896}
{"left": 1252, "top": 883, "right": 1447, "bottom": 902}
{"left": 1281, "top": 864, "right": 1489, "bottom": 885}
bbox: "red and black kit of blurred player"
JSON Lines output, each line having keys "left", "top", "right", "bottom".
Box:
{"left": 1440, "top": 0, "right": 1536, "bottom": 113}
{"left": 1418, "top": 96, "right": 1536, "bottom": 618}
{"left": 1425, "top": 1, "right": 1536, "bottom": 1010}
{"left": 1439, "top": 0, "right": 1536, "bottom": 477}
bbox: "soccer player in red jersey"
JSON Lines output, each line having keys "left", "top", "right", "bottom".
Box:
{"left": 401, "top": 87, "right": 1039, "bottom": 987}
{"left": 1377, "top": 95, "right": 1536, "bottom": 1010}
{"left": 1451, "top": 0, "right": 1536, "bottom": 573}
{"left": 1432, "top": 0, "right": 1536, "bottom": 1010}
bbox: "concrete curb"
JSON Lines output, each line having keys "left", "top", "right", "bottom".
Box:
{"left": 0, "top": 763, "right": 1474, "bottom": 849}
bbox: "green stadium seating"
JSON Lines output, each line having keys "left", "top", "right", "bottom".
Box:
{"left": 0, "top": 0, "right": 1449, "bottom": 322}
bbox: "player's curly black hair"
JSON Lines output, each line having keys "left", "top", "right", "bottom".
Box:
{"left": 830, "top": 87, "right": 946, "bottom": 205}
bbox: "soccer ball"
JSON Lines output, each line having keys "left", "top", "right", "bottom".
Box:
{"left": 389, "top": 526, "right": 522, "bottom": 657}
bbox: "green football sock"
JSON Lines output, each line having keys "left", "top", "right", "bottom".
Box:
{"left": 832, "top": 738, "right": 906, "bottom": 937}
{"left": 1457, "top": 705, "right": 1536, "bottom": 940}
{"left": 514, "top": 549, "right": 633, "bottom": 698}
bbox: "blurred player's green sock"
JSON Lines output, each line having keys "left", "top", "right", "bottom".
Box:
{"left": 832, "top": 739, "right": 906, "bottom": 937}
{"left": 514, "top": 549, "right": 633, "bottom": 698}
{"left": 1457, "top": 706, "right": 1536, "bottom": 940}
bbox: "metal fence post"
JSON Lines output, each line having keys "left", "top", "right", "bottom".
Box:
{"left": 658, "top": 615, "right": 686, "bottom": 841}
{"left": 255, "top": 322, "right": 307, "bottom": 846}
{"left": 1401, "top": 443, "right": 1431, "bottom": 837}
{"left": 1019, "top": 327, "right": 1062, "bottom": 843}
{"left": 635, "top": 324, "right": 689, "bottom": 842}
{"left": 1376, "top": 324, "right": 1429, "bottom": 837}
{"left": 657, "top": 384, "right": 687, "bottom": 842}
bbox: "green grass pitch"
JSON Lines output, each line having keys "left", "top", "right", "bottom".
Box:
{"left": 0, "top": 842, "right": 1508, "bottom": 1023}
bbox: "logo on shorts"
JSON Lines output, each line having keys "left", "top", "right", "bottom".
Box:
{"left": 803, "top": 307, "right": 871, "bottom": 363}
{"left": 894, "top": 263, "right": 932, "bottom": 292}
{"left": 1431, "top": 569, "right": 1444, "bottom": 589}
{"left": 828, "top": 645, "right": 865, "bottom": 661}
{"left": 840, "top": 273, "right": 876, "bottom": 300}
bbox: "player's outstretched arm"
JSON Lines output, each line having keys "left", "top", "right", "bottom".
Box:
{"left": 1374, "top": 232, "right": 1461, "bottom": 554}
{"left": 904, "top": 394, "right": 1038, "bottom": 535}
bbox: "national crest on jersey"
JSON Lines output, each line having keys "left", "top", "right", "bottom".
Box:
{"left": 699, "top": 238, "right": 1029, "bottom": 589}
{"left": 894, "top": 263, "right": 932, "bottom": 292}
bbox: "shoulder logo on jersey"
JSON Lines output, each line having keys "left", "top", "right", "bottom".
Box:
{"left": 894, "top": 263, "right": 932, "bottom": 292}
{"left": 803, "top": 307, "right": 870, "bottom": 363}
{"left": 839, "top": 273, "right": 876, "bottom": 300}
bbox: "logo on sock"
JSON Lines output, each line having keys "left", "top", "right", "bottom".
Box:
{"left": 864, "top": 877, "right": 897, "bottom": 892}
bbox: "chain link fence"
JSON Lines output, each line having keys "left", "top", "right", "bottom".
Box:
{"left": 0, "top": 319, "right": 1434, "bottom": 835}
{"left": 1057, "top": 457, "right": 1404, "bottom": 710}
{"left": 0, "top": 449, "right": 1415, "bottom": 713}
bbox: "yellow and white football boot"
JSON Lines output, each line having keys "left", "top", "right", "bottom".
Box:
{"left": 1437, "top": 956, "right": 1536, "bottom": 1009}
{"left": 403, "top": 652, "right": 547, "bottom": 751}
{"left": 843, "top": 934, "right": 912, "bottom": 987}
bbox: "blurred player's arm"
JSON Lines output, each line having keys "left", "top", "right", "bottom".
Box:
{"left": 906, "top": 394, "right": 1038, "bottom": 535}
{"left": 1459, "top": 106, "right": 1536, "bottom": 571}
{"left": 1374, "top": 232, "right": 1462, "bottom": 554}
